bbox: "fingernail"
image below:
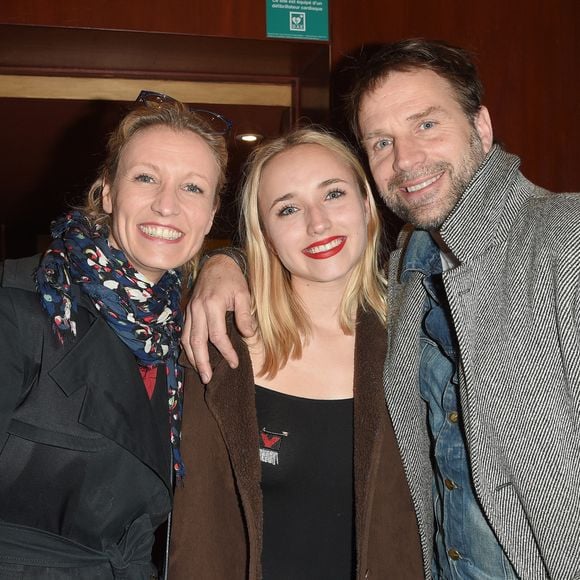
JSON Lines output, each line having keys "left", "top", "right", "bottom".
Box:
{"left": 201, "top": 373, "right": 209, "bottom": 383}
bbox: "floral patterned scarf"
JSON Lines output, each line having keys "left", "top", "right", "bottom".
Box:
{"left": 36, "top": 210, "right": 186, "bottom": 480}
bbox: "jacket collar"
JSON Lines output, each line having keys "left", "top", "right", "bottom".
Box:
{"left": 202, "top": 313, "right": 261, "bottom": 492}
{"left": 394, "top": 146, "right": 526, "bottom": 277}
{"left": 48, "top": 307, "right": 172, "bottom": 491}
{"left": 401, "top": 229, "right": 443, "bottom": 283}
{"left": 438, "top": 145, "right": 523, "bottom": 263}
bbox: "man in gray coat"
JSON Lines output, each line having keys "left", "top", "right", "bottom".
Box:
{"left": 184, "top": 40, "right": 580, "bottom": 579}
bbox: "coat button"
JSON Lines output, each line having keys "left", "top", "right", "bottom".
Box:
{"left": 448, "top": 411, "right": 459, "bottom": 423}
{"left": 448, "top": 548, "right": 462, "bottom": 560}
{"left": 444, "top": 478, "right": 457, "bottom": 490}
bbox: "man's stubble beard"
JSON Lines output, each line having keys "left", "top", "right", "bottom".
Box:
{"left": 378, "top": 128, "right": 486, "bottom": 230}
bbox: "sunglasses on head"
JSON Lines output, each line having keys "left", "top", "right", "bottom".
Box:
{"left": 136, "top": 90, "right": 233, "bottom": 136}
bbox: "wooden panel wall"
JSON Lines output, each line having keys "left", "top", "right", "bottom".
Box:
{"left": 330, "top": 0, "right": 579, "bottom": 192}
{"left": 0, "top": 0, "right": 267, "bottom": 39}
{"left": 2, "top": 0, "right": 577, "bottom": 192}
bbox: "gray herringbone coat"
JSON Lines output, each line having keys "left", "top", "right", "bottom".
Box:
{"left": 385, "top": 146, "right": 580, "bottom": 579}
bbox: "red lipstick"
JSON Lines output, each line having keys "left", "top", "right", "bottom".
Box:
{"left": 302, "top": 236, "right": 346, "bottom": 260}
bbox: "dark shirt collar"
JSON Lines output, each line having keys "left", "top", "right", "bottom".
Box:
{"left": 401, "top": 229, "right": 442, "bottom": 283}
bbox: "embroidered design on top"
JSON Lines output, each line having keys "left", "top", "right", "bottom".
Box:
{"left": 259, "top": 428, "right": 288, "bottom": 465}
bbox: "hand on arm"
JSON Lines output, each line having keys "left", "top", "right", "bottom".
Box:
{"left": 182, "top": 253, "right": 254, "bottom": 383}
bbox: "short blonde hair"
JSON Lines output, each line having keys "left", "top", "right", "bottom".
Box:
{"left": 240, "top": 127, "right": 387, "bottom": 378}
{"left": 79, "top": 99, "right": 228, "bottom": 285}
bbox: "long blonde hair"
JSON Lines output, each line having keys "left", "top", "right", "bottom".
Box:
{"left": 240, "top": 127, "right": 387, "bottom": 378}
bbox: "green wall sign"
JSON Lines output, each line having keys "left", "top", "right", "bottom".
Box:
{"left": 266, "top": 0, "right": 329, "bottom": 41}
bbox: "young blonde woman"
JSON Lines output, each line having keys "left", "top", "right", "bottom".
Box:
{"left": 0, "top": 92, "right": 228, "bottom": 578}
{"left": 170, "top": 128, "right": 422, "bottom": 579}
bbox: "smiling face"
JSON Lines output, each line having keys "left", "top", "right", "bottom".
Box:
{"left": 102, "top": 125, "right": 219, "bottom": 283}
{"left": 358, "top": 69, "right": 493, "bottom": 230}
{"left": 257, "top": 143, "right": 370, "bottom": 290}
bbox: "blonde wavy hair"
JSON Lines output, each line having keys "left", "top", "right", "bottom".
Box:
{"left": 240, "top": 127, "right": 387, "bottom": 378}
{"left": 78, "top": 99, "right": 228, "bottom": 285}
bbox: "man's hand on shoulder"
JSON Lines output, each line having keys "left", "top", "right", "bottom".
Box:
{"left": 182, "top": 252, "right": 255, "bottom": 383}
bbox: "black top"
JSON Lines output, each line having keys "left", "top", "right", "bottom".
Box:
{"left": 255, "top": 385, "right": 355, "bottom": 580}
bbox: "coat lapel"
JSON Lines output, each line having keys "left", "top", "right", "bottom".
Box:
{"left": 353, "top": 309, "right": 388, "bottom": 547}
{"left": 385, "top": 248, "right": 434, "bottom": 560}
{"left": 204, "top": 356, "right": 262, "bottom": 496}
{"left": 49, "top": 312, "right": 171, "bottom": 490}
{"left": 201, "top": 318, "right": 263, "bottom": 571}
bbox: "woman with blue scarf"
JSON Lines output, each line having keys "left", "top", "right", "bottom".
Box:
{"left": 0, "top": 92, "right": 228, "bottom": 578}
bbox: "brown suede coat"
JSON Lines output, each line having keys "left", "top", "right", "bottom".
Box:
{"left": 169, "top": 309, "right": 424, "bottom": 579}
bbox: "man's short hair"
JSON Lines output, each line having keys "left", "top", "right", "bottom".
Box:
{"left": 345, "top": 39, "right": 484, "bottom": 140}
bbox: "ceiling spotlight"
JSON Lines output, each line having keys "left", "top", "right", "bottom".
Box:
{"left": 236, "top": 133, "right": 262, "bottom": 143}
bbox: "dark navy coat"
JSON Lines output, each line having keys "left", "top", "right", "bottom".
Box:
{"left": 0, "top": 256, "right": 172, "bottom": 579}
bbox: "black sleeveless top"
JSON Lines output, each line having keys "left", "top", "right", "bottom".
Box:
{"left": 255, "top": 385, "right": 355, "bottom": 580}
